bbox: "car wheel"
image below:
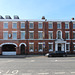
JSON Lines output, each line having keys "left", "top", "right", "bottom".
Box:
{"left": 63, "top": 54, "right": 66, "bottom": 57}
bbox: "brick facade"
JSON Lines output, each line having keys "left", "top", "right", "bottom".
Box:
{"left": 0, "top": 18, "right": 75, "bottom": 55}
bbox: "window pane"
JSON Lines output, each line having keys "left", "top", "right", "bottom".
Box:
{"left": 21, "top": 23, "right": 25, "bottom": 28}
{"left": 65, "top": 32, "right": 69, "bottom": 39}
{"left": 73, "top": 24, "right": 75, "bottom": 29}
{"left": 73, "top": 44, "right": 75, "bottom": 50}
{"left": 65, "top": 24, "right": 69, "bottom": 29}
{"left": 4, "top": 23, "right": 8, "bottom": 29}
{"left": 66, "top": 44, "right": 69, "bottom": 50}
{"left": 38, "top": 23, "right": 43, "bottom": 29}
{"left": 13, "top": 23, "right": 17, "bottom": 29}
{"left": 29, "top": 44, "right": 34, "bottom": 50}
{"left": 49, "top": 32, "right": 53, "bottom": 39}
{"left": 38, "top": 32, "right": 43, "bottom": 39}
{"left": 58, "top": 31, "right": 61, "bottom": 39}
{"left": 73, "top": 33, "right": 75, "bottom": 39}
{"left": 12, "top": 32, "right": 17, "bottom": 39}
{"left": 3, "top": 32, "right": 8, "bottom": 39}
{"left": 21, "top": 32, "right": 25, "bottom": 39}
{"left": 48, "top": 24, "right": 52, "bottom": 29}
{"left": 29, "top": 32, "right": 34, "bottom": 39}
{"left": 39, "top": 44, "right": 42, "bottom": 50}
{"left": 49, "top": 44, "right": 53, "bottom": 50}
{"left": 29, "top": 23, "right": 34, "bottom": 29}
{"left": 57, "top": 24, "right": 61, "bottom": 29}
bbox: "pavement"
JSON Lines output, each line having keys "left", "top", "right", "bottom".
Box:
{"left": 0, "top": 56, "right": 75, "bottom": 75}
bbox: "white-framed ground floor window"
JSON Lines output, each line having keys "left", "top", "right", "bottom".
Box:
{"left": 66, "top": 43, "right": 70, "bottom": 52}
{"left": 29, "top": 43, "right": 34, "bottom": 52}
{"left": 73, "top": 43, "right": 75, "bottom": 52}
{"left": 48, "top": 42, "right": 53, "bottom": 52}
{"left": 38, "top": 42, "right": 43, "bottom": 52}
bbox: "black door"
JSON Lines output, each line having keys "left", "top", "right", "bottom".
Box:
{"left": 58, "top": 44, "right": 61, "bottom": 51}
{"left": 21, "top": 44, "right": 25, "bottom": 55}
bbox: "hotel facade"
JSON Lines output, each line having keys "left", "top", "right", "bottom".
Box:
{"left": 0, "top": 15, "right": 75, "bottom": 55}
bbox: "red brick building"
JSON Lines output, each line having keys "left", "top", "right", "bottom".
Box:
{"left": 0, "top": 15, "right": 75, "bottom": 55}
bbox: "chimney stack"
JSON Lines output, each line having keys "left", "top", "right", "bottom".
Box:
{"left": 42, "top": 16, "right": 45, "bottom": 19}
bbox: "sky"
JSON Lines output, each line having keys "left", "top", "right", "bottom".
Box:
{"left": 0, "top": 0, "right": 75, "bottom": 20}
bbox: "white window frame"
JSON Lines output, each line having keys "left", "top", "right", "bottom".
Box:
{"left": 29, "top": 31, "right": 34, "bottom": 39}
{"left": 48, "top": 31, "right": 53, "bottom": 39}
{"left": 12, "top": 31, "right": 17, "bottom": 39}
{"left": 38, "top": 22, "right": 43, "bottom": 29}
{"left": 29, "top": 22, "right": 34, "bottom": 29}
{"left": 66, "top": 43, "right": 70, "bottom": 52}
{"left": 57, "top": 22, "right": 61, "bottom": 29}
{"left": 65, "top": 31, "right": 70, "bottom": 39}
{"left": 73, "top": 43, "right": 75, "bottom": 51}
{"left": 48, "top": 42, "right": 53, "bottom": 52}
{"left": 38, "top": 31, "right": 43, "bottom": 39}
{"left": 29, "top": 42, "right": 34, "bottom": 52}
{"left": 48, "top": 22, "right": 53, "bottom": 29}
{"left": 21, "top": 22, "right": 25, "bottom": 29}
{"left": 21, "top": 31, "right": 25, "bottom": 39}
{"left": 73, "top": 22, "right": 75, "bottom": 29}
{"left": 57, "top": 30, "right": 62, "bottom": 39}
{"left": 3, "top": 31, "right": 8, "bottom": 39}
{"left": 38, "top": 42, "right": 44, "bottom": 52}
{"left": 3, "top": 22, "right": 8, "bottom": 29}
{"left": 12, "top": 22, "right": 17, "bottom": 29}
{"left": 65, "top": 22, "right": 69, "bottom": 29}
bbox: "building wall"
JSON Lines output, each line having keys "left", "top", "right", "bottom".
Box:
{"left": 0, "top": 20, "right": 75, "bottom": 55}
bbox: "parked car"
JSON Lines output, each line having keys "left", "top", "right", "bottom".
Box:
{"left": 45, "top": 51, "right": 67, "bottom": 57}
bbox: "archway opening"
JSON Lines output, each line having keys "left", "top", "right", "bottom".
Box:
{"left": 2, "top": 44, "right": 16, "bottom": 55}
{"left": 21, "top": 44, "right": 25, "bottom": 55}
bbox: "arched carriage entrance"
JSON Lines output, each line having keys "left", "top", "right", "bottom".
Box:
{"left": 1, "top": 43, "right": 17, "bottom": 55}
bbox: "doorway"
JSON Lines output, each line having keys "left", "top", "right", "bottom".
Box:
{"left": 21, "top": 44, "right": 25, "bottom": 55}
{"left": 58, "top": 44, "right": 61, "bottom": 51}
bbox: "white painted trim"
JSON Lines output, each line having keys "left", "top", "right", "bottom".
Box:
{"left": 21, "top": 22, "right": 25, "bottom": 23}
{"left": 29, "top": 42, "right": 34, "bottom": 44}
{"left": 66, "top": 43, "right": 70, "bottom": 44}
{"left": 48, "top": 42, "right": 53, "bottom": 44}
{"left": 29, "top": 22, "right": 34, "bottom": 23}
{"left": 38, "top": 42, "right": 45, "bottom": 44}
{"left": 65, "top": 22, "right": 69, "bottom": 29}
{"left": 65, "top": 31, "right": 70, "bottom": 32}
{"left": 38, "top": 31, "right": 43, "bottom": 32}
{"left": 73, "top": 42, "right": 75, "bottom": 44}
{"left": 20, "top": 31, "right": 25, "bottom": 32}
{"left": 48, "top": 31, "right": 53, "bottom": 32}
{"left": 38, "top": 22, "right": 43, "bottom": 23}
{"left": 0, "top": 43, "right": 18, "bottom": 47}
{"left": 12, "top": 31, "right": 17, "bottom": 32}
{"left": 29, "top": 31, "right": 34, "bottom": 32}
{"left": 57, "top": 30, "right": 62, "bottom": 39}
{"left": 3, "top": 31, "right": 8, "bottom": 32}
{"left": 19, "top": 43, "right": 26, "bottom": 46}
{"left": 73, "top": 31, "right": 75, "bottom": 33}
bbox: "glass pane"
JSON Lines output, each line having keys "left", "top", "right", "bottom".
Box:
{"left": 3, "top": 32, "right": 8, "bottom": 39}
{"left": 38, "top": 23, "right": 43, "bottom": 29}
{"left": 21, "top": 32, "right": 25, "bottom": 39}
{"left": 48, "top": 24, "right": 52, "bottom": 29}
{"left": 13, "top": 23, "right": 17, "bottom": 29}
{"left": 29, "top": 23, "right": 34, "bottom": 29}
{"left": 4, "top": 23, "right": 8, "bottom": 28}
{"left": 21, "top": 23, "right": 25, "bottom": 28}
{"left": 39, "top": 44, "right": 42, "bottom": 50}
{"left": 13, "top": 32, "right": 17, "bottom": 39}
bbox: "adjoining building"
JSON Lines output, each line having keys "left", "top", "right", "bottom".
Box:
{"left": 0, "top": 15, "right": 75, "bottom": 55}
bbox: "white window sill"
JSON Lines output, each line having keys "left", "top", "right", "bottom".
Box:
{"left": 49, "top": 49, "right": 53, "bottom": 52}
{"left": 29, "top": 49, "right": 34, "bottom": 52}
{"left": 39, "top": 49, "right": 43, "bottom": 52}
